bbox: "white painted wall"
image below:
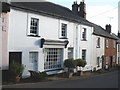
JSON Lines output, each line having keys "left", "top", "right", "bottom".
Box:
{"left": 78, "top": 25, "right": 94, "bottom": 71}
{"left": 117, "top": 44, "right": 120, "bottom": 64}
{"left": 0, "top": 14, "right": 2, "bottom": 70}
{"left": 92, "top": 35, "right": 104, "bottom": 70}
{"left": 8, "top": 8, "right": 76, "bottom": 77}
{"left": 8, "top": 6, "right": 105, "bottom": 76}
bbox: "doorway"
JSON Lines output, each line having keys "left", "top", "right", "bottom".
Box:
{"left": 110, "top": 56, "right": 113, "bottom": 68}
{"left": 9, "top": 52, "right": 22, "bottom": 66}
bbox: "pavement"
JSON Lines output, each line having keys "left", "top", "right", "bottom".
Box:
{"left": 2, "top": 70, "right": 119, "bottom": 88}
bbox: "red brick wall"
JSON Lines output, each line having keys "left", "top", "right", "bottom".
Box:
{"left": 104, "top": 38, "right": 117, "bottom": 67}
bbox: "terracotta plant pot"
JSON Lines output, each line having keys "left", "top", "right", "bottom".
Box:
{"left": 66, "top": 72, "right": 73, "bottom": 78}
{"left": 15, "top": 76, "right": 21, "bottom": 83}
{"left": 78, "top": 71, "right": 83, "bottom": 76}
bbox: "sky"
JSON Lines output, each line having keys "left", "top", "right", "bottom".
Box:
{"left": 46, "top": 0, "right": 119, "bottom": 35}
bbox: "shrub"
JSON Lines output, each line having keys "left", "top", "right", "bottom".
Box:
{"left": 64, "top": 59, "right": 76, "bottom": 72}
{"left": 29, "top": 70, "right": 47, "bottom": 81}
{"left": 75, "top": 59, "right": 87, "bottom": 67}
{"left": 10, "top": 61, "right": 24, "bottom": 78}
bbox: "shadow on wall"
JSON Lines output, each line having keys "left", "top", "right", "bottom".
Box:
{"left": 34, "top": 40, "right": 40, "bottom": 46}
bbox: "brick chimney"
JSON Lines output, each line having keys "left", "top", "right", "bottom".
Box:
{"left": 72, "top": 0, "right": 86, "bottom": 19}
{"left": 78, "top": 0, "right": 86, "bottom": 19}
{"left": 72, "top": 1, "right": 79, "bottom": 15}
{"left": 105, "top": 24, "right": 111, "bottom": 34}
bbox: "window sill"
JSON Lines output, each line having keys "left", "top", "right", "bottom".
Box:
{"left": 81, "top": 39, "right": 87, "bottom": 41}
{"left": 96, "top": 46, "right": 100, "bottom": 48}
{"left": 27, "top": 35, "right": 41, "bottom": 37}
{"left": 59, "top": 37, "right": 68, "bottom": 39}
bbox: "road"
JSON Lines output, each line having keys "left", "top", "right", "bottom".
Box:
{"left": 2, "top": 71, "right": 119, "bottom": 88}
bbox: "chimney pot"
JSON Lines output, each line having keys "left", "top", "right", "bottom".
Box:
{"left": 105, "top": 24, "right": 111, "bottom": 34}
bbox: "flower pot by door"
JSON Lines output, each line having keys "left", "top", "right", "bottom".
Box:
{"left": 15, "top": 76, "right": 21, "bottom": 83}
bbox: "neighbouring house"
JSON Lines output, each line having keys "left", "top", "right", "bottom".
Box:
{"left": 103, "top": 25, "right": 117, "bottom": 69}
{"left": 117, "top": 37, "right": 120, "bottom": 65}
{"left": 1, "top": 1, "right": 118, "bottom": 78}
{"left": 0, "top": 2, "right": 10, "bottom": 70}
{"left": 112, "top": 33, "right": 120, "bottom": 65}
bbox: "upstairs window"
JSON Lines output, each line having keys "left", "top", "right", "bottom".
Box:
{"left": 82, "top": 28, "right": 87, "bottom": 40}
{"left": 106, "top": 39, "right": 109, "bottom": 48}
{"left": 97, "top": 38, "right": 100, "bottom": 48}
{"left": 61, "top": 23, "right": 67, "bottom": 38}
{"left": 113, "top": 40, "right": 116, "bottom": 48}
{"left": 118, "top": 45, "right": 120, "bottom": 52}
{"left": 82, "top": 49, "right": 86, "bottom": 60}
{"left": 30, "top": 18, "right": 39, "bottom": 36}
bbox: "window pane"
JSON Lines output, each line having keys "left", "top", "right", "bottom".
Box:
{"left": 82, "top": 50, "right": 86, "bottom": 60}
{"left": 30, "top": 18, "right": 39, "bottom": 35}
{"left": 44, "top": 48, "right": 63, "bottom": 70}
{"left": 82, "top": 28, "right": 86, "bottom": 40}
{"left": 61, "top": 23, "right": 67, "bottom": 37}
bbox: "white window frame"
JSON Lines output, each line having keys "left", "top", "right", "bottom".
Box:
{"left": 81, "top": 28, "right": 87, "bottom": 41}
{"left": 29, "top": 52, "right": 38, "bottom": 63}
{"left": 30, "top": 17, "right": 39, "bottom": 36}
{"left": 27, "top": 14, "right": 40, "bottom": 37}
{"left": 44, "top": 48, "right": 63, "bottom": 70}
{"left": 60, "top": 23, "right": 67, "bottom": 38}
{"left": 113, "top": 40, "right": 116, "bottom": 48}
{"left": 97, "top": 38, "right": 100, "bottom": 48}
{"left": 106, "top": 39, "right": 109, "bottom": 48}
{"left": 82, "top": 49, "right": 86, "bottom": 60}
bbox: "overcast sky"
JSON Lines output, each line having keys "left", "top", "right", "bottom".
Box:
{"left": 46, "top": 0, "right": 119, "bottom": 35}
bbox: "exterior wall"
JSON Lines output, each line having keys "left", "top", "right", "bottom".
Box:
{"left": 0, "top": 13, "right": 9, "bottom": 70}
{"left": 117, "top": 43, "right": 120, "bottom": 64}
{"left": 78, "top": 25, "right": 93, "bottom": 71}
{"left": 8, "top": 8, "right": 76, "bottom": 77}
{"left": 0, "top": 14, "right": 2, "bottom": 70}
{"left": 92, "top": 35, "right": 104, "bottom": 70}
{"left": 104, "top": 38, "right": 117, "bottom": 68}
{"left": 8, "top": 7, "right": 95, "bottom": 77}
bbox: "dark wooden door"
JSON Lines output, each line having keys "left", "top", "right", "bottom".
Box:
{"left": 110, "top": 56, "right": 113, "bottom": 68}
{"left": 9, "top": 52, "right": 22, "bottom": 65}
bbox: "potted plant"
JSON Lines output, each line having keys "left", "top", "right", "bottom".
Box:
{"left": 10, "top": 61, "right": 24, "bottom": 83}
{"left": 64, "top": 59, "right": 76, "bottom": 78}
{"left": 75, "top": 59, "right": 87, "bottom": 76}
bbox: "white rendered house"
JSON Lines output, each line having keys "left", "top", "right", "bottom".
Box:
{"left": 1, "top": 1, "right": 118, "bottom": 78}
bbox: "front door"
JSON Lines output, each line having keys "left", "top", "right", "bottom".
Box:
{"left": 29, "top": 52, "right": 38, "bottom": 71}
{"left": 9, "top": 52, "right": 22, "bottom": 66}
{"left": 110, "top": 56, "right": 113, "bottom": 68}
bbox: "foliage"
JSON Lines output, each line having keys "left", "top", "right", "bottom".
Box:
{"left": 75, "top": 59, "right": 87, "bottom": 67}
{"left": 10, "top": 61, "right": 24, "bottom": 78}
{"left": 64, "top": 59, "right": 76, "bottom": 72}
{"left": 29, "top": 70, "right": 47, "bottom": 81}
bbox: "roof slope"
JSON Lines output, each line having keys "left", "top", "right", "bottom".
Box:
{"left": 10, "top": 2, "right": 91, "bottom": 26}
{"left": 9, "top": 2, "right": 118, "bottom": 40}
